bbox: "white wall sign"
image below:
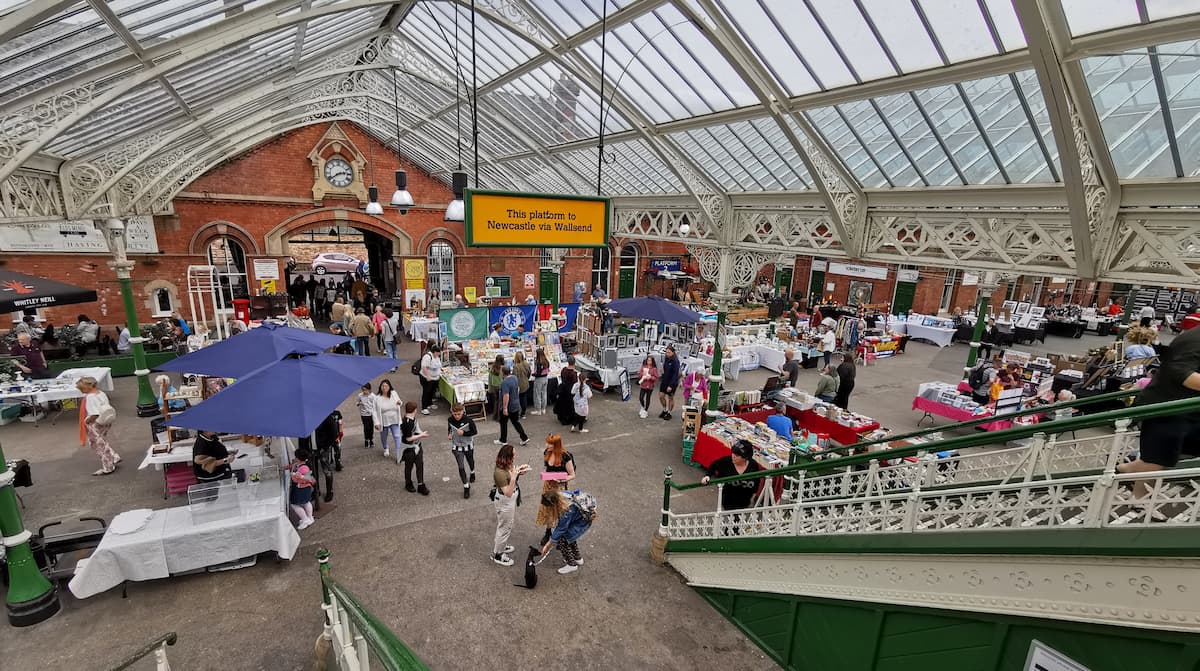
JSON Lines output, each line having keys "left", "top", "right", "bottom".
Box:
{"left": 897, "top": 269, "right": 919, "bottom": 283}
{"left": 827, "top": 261, "right": 888, "bottom": 280}
{"left": 811, "top": 260, "right": 827, "bottom": 271}
{"left": 962, "top": 272, "right": 979, "bottom": 286}
{"left": 1024, "top": 640, "right": 1090, "bottom": 671}
{"left": 1051, "top": 276, "right": 1067, "bottom": 284}
{"left": 252, "top": 258, "right": 281, "bottom": 281}
{"left": 524, "top": 273, "right": 535, "bottom": 289}
{"left": 0, "top": 218, "right": 159, "bottom": 254}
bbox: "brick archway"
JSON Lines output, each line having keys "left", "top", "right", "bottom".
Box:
{"left": 263, "top": 207, "right": 413, "bottom": 256}
{"left": 188, "top": 220, "right": 262, "bottom": 256}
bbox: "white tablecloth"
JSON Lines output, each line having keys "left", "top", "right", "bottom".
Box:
{"left": 905, "top": 323, "right": 956, "bottom": 348}
{"left": 55, "top": 367, "right": 115, "bottom": 391}
{"left": 888, "top": 322, "right": 907, "bottom": 335}
{"left": 573, "top": 354, "right": 624, "bottom": 388}
{"left": 138, "top": 437, "right": 265, "bottom": 471}
{"left": 405, "top": 316, "right": 440, "bottom": 342}
{"left": 754, "top": 346, "right": 787, "bottom": 373}
{"left": 68, "top": 482, "right": 299, "bottom": 599}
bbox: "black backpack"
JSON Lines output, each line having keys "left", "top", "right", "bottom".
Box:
{"left": 968, "top": 362, "right": 992, "bottom": 389}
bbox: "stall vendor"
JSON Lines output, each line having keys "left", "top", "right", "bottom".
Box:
{"left": 192, "top": 430, "right": 239, "bottom": 483}
{"left": 10, "top": 332, "right": 51, "bottom": 379}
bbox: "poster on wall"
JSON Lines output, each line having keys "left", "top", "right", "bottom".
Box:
{"left": 848, "top": 280, "right": 873, "bottom": 306}
{"left": 404, "top": 289, "right": 426, "bottom": 311}
{"left": 464, "top": 287, "right": 477, "bottom": 303}
{"left": 252, "top": 258, "right": 280, "bottom": 281}
{"left": 524, "top": 273, "right": 535, "bottom": 289}
{"left": 403, "top": 259, "right": 426, "bottom": 289}
{"left": 962, "top": 272, "right": 979, "bottom": 286}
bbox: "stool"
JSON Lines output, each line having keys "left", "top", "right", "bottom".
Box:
{"left": 163, "top": 462, "right": 197, "bottom": 499}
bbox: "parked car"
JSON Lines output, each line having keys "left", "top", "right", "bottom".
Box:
{"left": 311, "top": 252, "right": 362, "bottom": 275}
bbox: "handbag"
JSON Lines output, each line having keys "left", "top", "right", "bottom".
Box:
{"left": 97, "top": 406, "right": 116, "bottom": 426}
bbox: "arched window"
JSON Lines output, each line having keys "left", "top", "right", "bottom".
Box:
{"left": 155, "top": 288, "right": 173, "bottom": 315}
{"left": 591, "top": 246, "right": 611, "bottom": 296}
{"left": 207, "top": 236, "right": 247, "bottom": 305}
{"left": 428, "top": 241, "right": 455, "bottom": 303}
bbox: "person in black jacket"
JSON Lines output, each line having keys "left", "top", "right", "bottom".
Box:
{"left": 400, "top": 401, "right": 430, "bottom": 495}
{"left": 833, "top": 351, "right": 856, "bottom": 410}
{"left": 658, "top": 346, "right": 681, "bottom": 420}
{"left": 447, "top": 402, "right": 478, "bottom": 498}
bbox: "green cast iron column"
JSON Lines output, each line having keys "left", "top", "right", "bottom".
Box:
{"left": 0, "top": 441, "right": 60, "bottom": 626}
{"left": 106, "top": 220, "right": 158, "bottom": 417}
{"left": 706, "top": 305, "right": 727, "bottom": 421}
{"left": 965, "top": 274, "right": 1000, "bottom": 377}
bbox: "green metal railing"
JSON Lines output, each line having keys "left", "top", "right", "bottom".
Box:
{"left": 108, "top": 633, "right": 177, "bottom": 671}
{"left": 317, "top": 549, "right": 429, "bottom": 671}
{"left": 662, "top": 395, "right": 1200, "bottom": 520}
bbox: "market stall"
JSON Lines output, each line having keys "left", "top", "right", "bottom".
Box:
{"left": 903, "top": 314, "right": 957, "bottom": 347}
{"left": 0, "top": 367, "right": 115, "bottom": 425}
{"left": 691, "top": 416, "right": 794, "bottom": 470}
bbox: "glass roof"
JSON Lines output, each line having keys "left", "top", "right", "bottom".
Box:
{"left": 0, "top": 0, "right": 1199, "bottom": 209}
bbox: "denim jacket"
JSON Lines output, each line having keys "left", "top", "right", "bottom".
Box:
{"left": 549, "top": 504, "right": 593, "bottom": 544}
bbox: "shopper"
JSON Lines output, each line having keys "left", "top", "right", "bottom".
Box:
{"left": 487, "top": 354, "right": 505, "bottom": 418}
{"left": 637, "top": 356, "right": 659, "bottom": 419}
{"left": 447, "top": 402, "right": 478, "bottom": 498}
{"left": 969, "top": 358, "right": 998, "bottom": 405}
{"left": 289, "top": 446, "right": 317, "bottom": 529}
{"left": 538, "top": 490, "right": 597, "bottom": 574}
{"left": 1125, "top": 326, "right": 1158, "bottom": 359}
{"left": 513, "top": 350, "right": 532, "bottom": 418}
{"left": 372, "top": 305, "right": 388, "bottom": 351}
{"left": 781, "top": 348, "right": 800, "bottom": 388}
{"left": 536, "top": 433, "right": 576, "bottom": 543}
{"left": 700, "top": 438, "right": 764, "bottom": 521}
{"left": 833, "top": 351, "right": 856, "bottom": 410}
{"left": 554, "top": 355, "right": 580, "bottom": 426}
{"left": 420, "top": 344, "right": 442, "bottom": 414}
{"left": 492, "top": 443, "right": 530, "bottom": 567}
{"left": 379, "top": 308, "right": 399, "bottom": 364}
{"left": 658, "top": 345, "right": 680, "bottom": 420}
{"left": 531, "top": 347, "right": 551, "bottom": 415}
{"left": 350, "top": 307, "right": 375, "bottom": 356}
{"left": 399, "top": 401, "right": 430, "bottom": 495}
{"left": 814, "top": 363, "right": 839, "bottom": 403}
{"left": 571, "top": 374, "right": 592, "bottom": 433}
{"left": 1139, "top": 304, "right": 1156, "bottom": 327}
{"left": 373, "top": 379, "right": 403, "bottom": 458}
{"left": 820, "top": 325, "right": 837, "bottom": 367}
{"left": 496, "top": 366, "right": 530, "bottom": 446}
{"left": 330, "top": 297, "right": 348, "bottom": 331}
{"left": 76, "top": 376, "right": 120, "bottom": 475}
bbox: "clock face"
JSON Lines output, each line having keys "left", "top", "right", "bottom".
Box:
{"left": 324, "top": 157, "right": 354, "bottom": 188}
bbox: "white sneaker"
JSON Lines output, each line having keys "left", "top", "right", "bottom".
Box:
{"left": 575, "top": 558, "right": 583, "bottom": 566}
{"left": 557, "top": 564, "right": 579, "bottom": 574}
{"left": 493, "top": 439, "right": 504, "bottom": 445}
{"left": 503, "top": 545, "right": 515, "bottom": 554}
{"left": 297, "top": 519, "right": 313, "bottom": 530}
{"left": 383, "top": 449, "right": 390, "bottom": 457}
{"left": 579, "top": 428, "right": 589, "bottom": 433}
{"left": 421, "top": 409, "right": 430, "bottom": 415}
{"left": 639, "top": 409, "right": 647, "bottom": 418}
{"left": 493, "top": 553, "right": 514, "bottom": 566}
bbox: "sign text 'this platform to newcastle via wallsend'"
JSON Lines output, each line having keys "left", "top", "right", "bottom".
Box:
{"left": 464, "top": 189, "right": 610, "bottom": 248}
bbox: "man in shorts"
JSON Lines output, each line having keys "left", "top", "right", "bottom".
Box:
{"left": 1119, "top": 326, "right": 1200, "bottom": 496}
{"left": 658, "top": 345, "right": 680, "bottom": 420}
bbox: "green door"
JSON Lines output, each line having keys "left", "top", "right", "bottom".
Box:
{"left": 808, "top": 269, "right": 825, "bottom": 306}
{"left": 539, "top": 269, "right": 560, "bottom": 306}
{"left": 618, "top": 268, "right": 636, "bottom": 298}
{"left": 774, "top": 267, "right": 793, "bottom": 298}
{"left": 892, "top": 281, "right": 916, "bottom": 315}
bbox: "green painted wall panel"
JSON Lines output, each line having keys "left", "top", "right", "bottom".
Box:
{"left": 696, "top": 587, "right": 1200, "bottom": 671}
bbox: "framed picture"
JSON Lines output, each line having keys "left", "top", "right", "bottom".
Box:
{"left": 848, "top": 280, "right": 873, "bottom": 306}
{"left": 1028, "top": 306, "right": 1046, "bottom": 319}
{"left": 1002, "top": 300, "right": 1018, "bottom": 314}
{"left": 1015, "top": 302, "right": 1031, "bottom": 315}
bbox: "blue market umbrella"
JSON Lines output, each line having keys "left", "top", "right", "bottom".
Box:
{"left": 165, "top": 354, "right": 400, "bottom": 437}
{"left": 155, "top": 322, "right": 350, "bottom": 378}
{"left": 607, "top": 295, "right": 700, "bottom": 323}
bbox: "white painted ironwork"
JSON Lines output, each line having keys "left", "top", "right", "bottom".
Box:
{"left": 0, "top": 170, "right": 66, "bottom": 219}
{"left": 320, "top": 590, "right": 366, "bottom": 671}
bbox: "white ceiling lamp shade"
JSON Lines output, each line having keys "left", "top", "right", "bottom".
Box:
{"left": 391, "top": 170, "right": 414, "bottom": 212}
{"left": 365, "top": 185, "right": 384, "bottom": 215}
{"left": 444, "top": 171, "right": 467, "bottom": 222}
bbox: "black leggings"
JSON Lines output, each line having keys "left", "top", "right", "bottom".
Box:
{"left": 639, "top": 388, "right": 653, "bottom": 411}
{"left": 402, "top": 447, "right": 425, "bottom": 486}
{"left": 453, "top": 449, "right": 475, "bottom": 484}
{"left": 360, "top": 415, "right": 374, "bottom": 445}
{"left": 420, "top": 377, "right": 437, "bottom": 410}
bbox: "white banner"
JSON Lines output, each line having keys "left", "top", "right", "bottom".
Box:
{"left": 962, "top": 272, "right": 979, "bottom": 286}
{"left": 0, "top": 218, "right": 159, "bottom": 254}
{"left": 897, "top": 269, "right": 919, "bottom": 283}
{"left": 827, "top": 261, "right": 888, "bottom": 280}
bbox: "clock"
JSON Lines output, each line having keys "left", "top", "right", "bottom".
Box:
{"left": 324, "top": 157, "right": 354, "bottom": 188}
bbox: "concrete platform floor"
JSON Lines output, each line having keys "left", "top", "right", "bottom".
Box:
{"left": 0, "top": 330, "right": 1124, "bottom": 669}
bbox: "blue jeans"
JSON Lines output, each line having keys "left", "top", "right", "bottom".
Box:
{"left": 379, "top": 424, "right": 401, "bottom": 456}
{"left": 355, "top": 336, "right": 370, "bottom": 356}
{"left": 384, "top": 341, "right": 396, "bottom": 360}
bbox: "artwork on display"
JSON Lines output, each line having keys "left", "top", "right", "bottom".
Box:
{"left": 1015, "top": 302, "right": 1031, "bottom": 315}
{"left": 1028, "top": 306, "right": 1046, "bottom": 319}
{"left": 405, "top": 289, "right": 426, "bottom": 310}
{"left": 1002, "top": 300, "right": 1017, "bottom": 314}
{"left": 848, "top": 280, "right": 873, "bottom": 306}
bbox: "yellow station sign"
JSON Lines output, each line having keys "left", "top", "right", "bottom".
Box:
{"left": 465, "top": 190, "right": 610, "bottom": 248}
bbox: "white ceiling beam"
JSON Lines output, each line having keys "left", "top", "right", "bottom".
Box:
{"left": 1066, "top": 12, "right": 1200, "bottom": 61}
{"left": 0, "top": 0, "right": 76, "bottom": 45}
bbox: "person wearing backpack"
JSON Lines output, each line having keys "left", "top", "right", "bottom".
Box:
{"left": 539, "top": 490, "right": 597, "bottom": 574}
{"left": 379, "top": 308, "right": 399, "bottom": 365}
{"left": 420, "top": 344, "right": 442, "bottom": 415}
{"left": 76, "top": 375, "right": 120, "bottom": 475}
{"left": 970, "top": 358, "right": 998, "bottom": 405}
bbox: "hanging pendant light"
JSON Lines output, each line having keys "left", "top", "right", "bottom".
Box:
{"left": 445, "top": 170, "right": 467, "bottom": 222}
{"left": 390, "top": 69, "right": 413, "bottom": 213}
{"left": 364, "top": 95, "right": 383, "bottom": 215}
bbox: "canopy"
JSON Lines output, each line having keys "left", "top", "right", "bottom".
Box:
{"left": 165, "top": 354, "right": 399, "bottom": 437}
{"left": 155, "top": 322, "right": 349, "bottom": 378}
{"left": 0, "top": 270, "right": 97, "bottom": 313}
{"left": 607, "top": 296, "right": 700, "bottom": 324}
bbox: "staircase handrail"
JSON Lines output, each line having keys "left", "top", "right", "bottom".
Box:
{"left": 667, "top": 395, "right": 1200, "bottom": 495}
{"left": 811, "top": 387, "right": 1139, "bottom": 459}
{"left": 317, "top": 549, "right": 429, "bottom": 671}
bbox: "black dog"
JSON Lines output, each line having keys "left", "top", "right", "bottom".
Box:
{"left": 514, "top": 546, "right": 548, "bottom": 589}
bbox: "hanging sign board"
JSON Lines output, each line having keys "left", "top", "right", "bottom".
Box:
{"left": 0, "top": 218, "right": 159, "bottom": 253}
{"left": 465, "top": 189, "right": 610, "bottom": 248}
{"left": 124, "top": 216, "right": 159, "bottom": 254}
{"left": 897, "top": 269, "right": 919, "bottom": 283}
{"left": 650, "top": 259, "right": 682, "bottom": 273}
{"left": 1023, "top": 640, "right": 1090, "bottom": 671}
{"left": 259, "top": 279, "right": 276, "bottom": 293}
{"left": 827, "top": 262, "right": 888, "bottom": 280}
{"left": 524, "top": 273, "right": 536, "bottom": 289}
{"left": 252, "top": 258, "right": 280, "bottom": 281}
{"left": 962, "top": 272, "right": 980, "bottom": 286}
{"left": 812, "top": 260, "right": 827, "bottom": 271}
{"left": 403, "top": 259, "right": 426, "bottom": 289}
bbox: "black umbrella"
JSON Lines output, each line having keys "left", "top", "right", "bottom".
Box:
{"left": 0, "top": 270, "right": 97, "bottom": 313}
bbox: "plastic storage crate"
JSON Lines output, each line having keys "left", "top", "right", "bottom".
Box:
{"left": 681, "top": 437, "right": 700, "bottom": 468}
